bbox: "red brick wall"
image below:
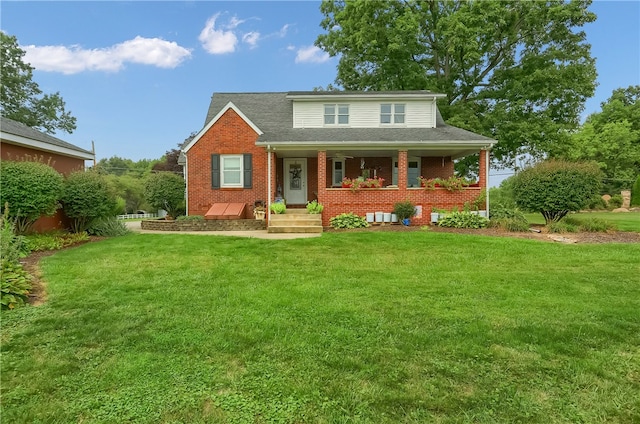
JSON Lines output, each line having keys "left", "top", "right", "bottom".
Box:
{"left": 1, "top": 143, "right": 86, "bottom": 176}
{"left": 186, "top": 109, "right": 267, "bottom": 217}
{"left": 1, "top": 142, "right": 88, "bottom": 232}
{"left": 421, "top": 156, "right": 454, "bottom": 179}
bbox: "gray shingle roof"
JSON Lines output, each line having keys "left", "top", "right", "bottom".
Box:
{"left": 1, "top": 116, "right": 94, "bottom": 156}
{"left": 203, "top": 92, "right": 493, "bottom": 145}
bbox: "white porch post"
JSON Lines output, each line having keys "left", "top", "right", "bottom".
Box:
{"left": 267, "top": 146, "right": 272, "bottom": 214}
{"left": 485, "top": 148, "right": 490, "bottom": 215}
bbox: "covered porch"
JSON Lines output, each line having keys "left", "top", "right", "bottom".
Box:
{"left": 267, "top": 144, "right": 490, "bottom": 227}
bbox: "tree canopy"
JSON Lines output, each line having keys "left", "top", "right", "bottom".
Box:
{"left": 0, "top": 32, "right": 77, "bottom": 134}
{"left": 557, "top": 85, "right": 640, "bottom": 192}
{"left": 316, "top": 0, "right": 597, "bottom": 168}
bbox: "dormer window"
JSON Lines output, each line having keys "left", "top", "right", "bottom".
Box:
{"left": 324, "top": 104, "right": 349, "bottom": 125}
{"left": 381, "top": 103, "right": 405, "bottom": 124}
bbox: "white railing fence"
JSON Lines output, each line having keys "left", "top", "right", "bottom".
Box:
{"left": 116, "top": 213, "right": 158, "bottom": 220}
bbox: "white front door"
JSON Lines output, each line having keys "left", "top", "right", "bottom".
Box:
{"left": 284, "top": 158, "right": 307, "bottom": 204}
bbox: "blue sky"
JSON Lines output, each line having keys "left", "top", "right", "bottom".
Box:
{"left": 2, "top": 1, "right": 639, "bottom": 180}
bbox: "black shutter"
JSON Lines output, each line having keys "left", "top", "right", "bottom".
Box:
{"left": 243, "top": 154, "right": 252, "bottom": 188}
{"left": 211, "top": 154, "right": 220, "bottom": 189}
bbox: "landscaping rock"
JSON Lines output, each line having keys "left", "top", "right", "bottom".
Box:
{"left": 548, "top": 235, "right": 577, "bottom": 243}
{"left": 612, "top": 208, "right": 630, "bottom": 213}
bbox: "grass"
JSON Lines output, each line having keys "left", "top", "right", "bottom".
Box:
{"left": 2, "top": 232, "right": 639, "bottom": 423}
{"left": 524, "top": 211, "right": 640, "bottom": 232}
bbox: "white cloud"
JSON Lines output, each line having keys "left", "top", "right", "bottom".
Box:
{"left": 22, "top": 36, "right": 191, "bottom": 74}
{"left": 198, "top": 13, "right": 239, "bottom": 54}
{"left": 242, "top": 31, "right": 260, "bottom": 48}
{"left": 295, "top": 45, "right": 330, "bottom": 64}
{"left": 278, "top": 24, "right": 290, "bottom": 37}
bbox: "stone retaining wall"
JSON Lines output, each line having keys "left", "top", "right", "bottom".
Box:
{"left": 141, "top": 219, "right": 266, "bottom": 232}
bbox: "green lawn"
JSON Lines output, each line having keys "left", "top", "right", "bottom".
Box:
{"left": 2, "top": 232, "right": 639, "bottom": 423}
{"left": 524, "top": 210, "right": 640, "bottom": 232}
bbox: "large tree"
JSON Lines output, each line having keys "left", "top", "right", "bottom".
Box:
{"left": 558, "top": 86, "right": 640, "bottom": 192}
{"left": 0, "top": 32, "right": 76, "bottom": 134}
{"left": 316, "top": 0, "right": 597, "bottom": 169}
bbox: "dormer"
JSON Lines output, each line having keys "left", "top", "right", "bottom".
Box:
{"left": 286, "top": 91, "right": 446, "bottom": 129}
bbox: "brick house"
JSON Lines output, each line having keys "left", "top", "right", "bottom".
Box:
{"left": 182, "top": 91, "right": 494, "bottom": 228}
{"left": 1, "top": 116, "right": 95, "bottom": 231}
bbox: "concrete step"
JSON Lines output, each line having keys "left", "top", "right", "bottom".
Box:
{"left": 268, "top": 211, "right": 323, "bottom": 233}
{"left": 268, "top": 225, "right": 323, "bottom": 234}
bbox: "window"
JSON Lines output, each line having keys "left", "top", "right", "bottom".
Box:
{"left": 381, "top": 103, "right": 405, "bottom": 124}
{"left": 222, "top": 155, "right": 242, "bottom": 187}
{"left": 332, "top": 158, "right": 345, "bottom": 186}
{"left": 324, "top": 104, "right": 349, "bottom": 125}
{"left": 211, "top": 154, "right": 252, "bottom": 189}
{"left": 392, "top": 156, "right": 420, "bottom": 187}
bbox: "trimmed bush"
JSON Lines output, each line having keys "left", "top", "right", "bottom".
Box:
{"left": 632, "top": 175, "right": 640, "bottom": 207}
{"left": 512, "top": 160, "right": 602, "bottom": 224}
{"left": 0, "top": 160, "right": 64, "bottom": 234}
{"left": 437, "top": 211, "right": 489, "bottom": 229}
{"left": 330, "top": 212, "right": 369, "bottom": 229}
{"left": 62, "top": 170, "right": 116, "bottom": 233}
{"left": 144, "top": 172, "right": 185, "bottom": 218}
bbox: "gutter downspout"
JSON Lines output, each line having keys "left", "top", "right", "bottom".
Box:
{"left": 184, "top": 154, "right": 189, "bottom": 216}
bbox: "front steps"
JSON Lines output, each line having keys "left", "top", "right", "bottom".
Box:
{"left": 268, "top": 209, "right": 323, "bottom": 233}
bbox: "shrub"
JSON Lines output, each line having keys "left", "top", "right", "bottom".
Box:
{"left": 176, "top": 215, "right": 205, "bottom": 221}
{"left": 25, "top": 232, "right": 90, "bottom": 252}
{"left": 0, "top": 160, "right": 64, "bottom": 234}
{"left": 631, "top": 175, "right": 640, "bottom": 207}
{"left": 608, "top": 194, "right": 623, "bottom": 209}
{"left": 0, "top": 213, "right": 30, "bottom": 262}
{"left": 437, "top": 211, "right": 489, "bottom": 229}
{"left": 488, "top": 206, "right": 530, "bottom": 232}
{"left": 512, "top": 160, "right": 602, "bottom": 224}
{"left": 306, "top": 200, "right": 324, "bottom": 214}
{"left": 577, "top": 217, "right": 617, "bottom": 232}
{"left": 547, "top": 220, "right": 578, "bottom": 233}
{"left": 393, "top": 200, "right": 416, "bottom": 220}
{"left": 62, "top": 170, "right": 116, "bottom": 233}
{"left": 270, "top": 202, "right": 286, "bottom": 214}
{"left": 330, "top": 212, "right": 369, "bottom": 229}
{"left": 587, "top": 195, "right": 608, "bottom": 210}
{"left": 144, "top": 172, "right": 185, "bottom": 218}
{"left": 86, "top": 217, "right": 131, "bottom": 237}
{"left": 1, "top": 259, "right": 31, "bottom": 310}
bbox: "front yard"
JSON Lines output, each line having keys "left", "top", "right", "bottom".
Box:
{"left": 2, "top": 232, "right": 639, "bottom": 423}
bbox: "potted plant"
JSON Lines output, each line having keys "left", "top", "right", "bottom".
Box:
{"left": 253, "top": 205, "right": 266, "bottom": 220}
{"left": 359, "top": 177, "right": 385, "bottom": 188}
{"left": 306, "top": 200, "right": 324, "bottom": 214}
{"left": 341, "top": 177, "right": 354, "bottom": 188}
{"left": 269, "top": 202, "right": 286, "bottom": 214}
{"left": 393, "top": 200, "right": 416, "bottom": 226}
